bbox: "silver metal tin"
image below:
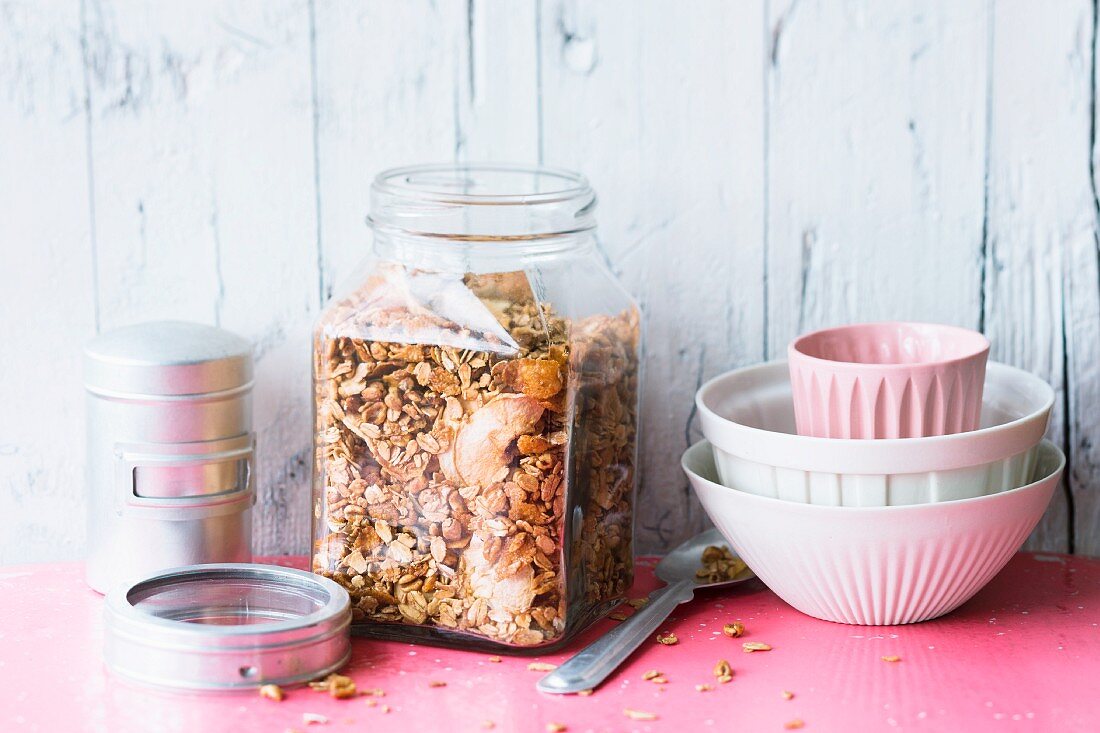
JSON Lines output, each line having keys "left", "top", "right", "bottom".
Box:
{"left": 104, "top": 564, "right": 352, "bottom": 690}
{"left": 84, "top": 321, "right": 255, "bottom": 594}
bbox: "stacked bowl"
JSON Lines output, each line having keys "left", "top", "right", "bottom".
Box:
{"left": 683, "top": 322, "right": 1063, "bottom": 625}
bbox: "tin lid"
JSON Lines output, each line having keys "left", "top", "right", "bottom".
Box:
{"left": 104, "top": 564, "right": 352, "bottom": 691}
{"left": 84, "top": 321, "right": 253, "bottom": 397}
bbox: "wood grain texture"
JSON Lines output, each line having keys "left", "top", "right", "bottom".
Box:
{"left": 456, "top": 1, "right": 539, "bottom": 162}
{"left": 313, "top": 0, "right": 467, "bottom": 301}
{"left": 983, "top": 0, "right": 1094, "bottom": 553}
{"left": 765, "top": 0, "right": 988, "bottom": 350}
{"left": 1075, "top": 0, "right": 1100, "bottom": 557}
{"left": 539, "top": 0, "right": 766, "bottom": 550}
{"left": 2, "top": 0, "right": 1099, "bottom": 562}
{"left": 82, "top": 0, "right": 318, "bottom": 555}
{"left": 0, "top": 0, "right": 97, "bottom": 563}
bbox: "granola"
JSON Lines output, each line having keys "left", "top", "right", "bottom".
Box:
{"left": 697, "top": 545, "right": 748, "bottom": 583}
{"left": 722, "top": 621, "right": 745, "bottom": 638}
{"left": 312, "top": 267, "right": 639, "bottom": 648}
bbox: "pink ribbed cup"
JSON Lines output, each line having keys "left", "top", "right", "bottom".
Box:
{"left": 788, "top": 322, "right": 990, "bottom": 439}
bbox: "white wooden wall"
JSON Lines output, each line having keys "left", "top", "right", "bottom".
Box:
{"left": 2, "top": 0, "right": 1099, "bottom": 563}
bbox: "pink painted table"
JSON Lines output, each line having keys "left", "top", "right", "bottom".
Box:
{"left": 2, "top": 552, "right": 1098, "bottom": 732}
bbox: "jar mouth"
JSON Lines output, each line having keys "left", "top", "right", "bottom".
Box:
{"left": 369, "top": 162, "right": 597, "bottom": 240}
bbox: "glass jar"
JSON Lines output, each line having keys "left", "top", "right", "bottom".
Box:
{"left": 311, "top": 164, "right": 641, "bottom": 651}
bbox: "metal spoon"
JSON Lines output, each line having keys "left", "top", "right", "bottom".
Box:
{"left": 537, "top": 528, "right": 755, "bottom": 694}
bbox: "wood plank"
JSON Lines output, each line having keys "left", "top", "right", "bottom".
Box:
{"left": 0, "top": 1, "right": 98, "bottom": 563}
{"left": 1075, "top": 1, "right": 1100, "bottom": 556}
{"left": 4, "top": 1, "right": 1098, "bottom": 560}
{"left": 765, "top": 0, "right": 988, "bottom": 352}
{"left": 313, "top": 0, "right": 467, "bottom": 300}
{"left": 82, "top": 0, "right": 318, "bottom": 555}
{"left": 455, "top": 0, "right": 540, "bottom": 162}
{"left": 984, "top": 0, "right": 1096, "bottom": 552}
{"left": 539, "top": 0, "right": 767, "bottom": 551}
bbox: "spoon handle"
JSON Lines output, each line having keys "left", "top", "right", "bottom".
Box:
{"left": 536, "top": 578, "right": 696, "bottom": 694}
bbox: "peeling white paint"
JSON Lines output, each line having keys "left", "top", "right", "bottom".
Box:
{"left": 0, "top": 0, "right": 1097, "bottom": 562}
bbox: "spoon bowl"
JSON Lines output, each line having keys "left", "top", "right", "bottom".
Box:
{"left": 537, "top": 528, "right": 754, "bottom": 694}
{"left": 656, "top": 527, "right": 756, "bottom": 587}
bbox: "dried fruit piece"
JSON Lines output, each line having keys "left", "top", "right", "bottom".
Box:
{"left": 782, "top": 690, "right": 795, "bottom": 700}
{"left": 482, "top": 723, "right": 496, "bottom": 730}
{"left": 723, "top": 622, "right": 745, "bottom": 638}
{"left": 627, "top": 598, "right": 648, "bottom": 609}
{"left": 785, "top": 720, "right": 805, "bottom": 730}
{"left": 494, "top": 358, "right": 564, "bottom": 400}
{"left": 713, "top": 659, "right": 732, "bottom": 678}
{"left": 528, "top": 662, "right": 558, "bottom": 672}
{"left": 517, "top": 434, "right": 553, "bottom": 454}
{"left": 656, "top": 633, "right": 678, "bottom": 645}
{"left": 446, "top": 393, "right": 545, "bottom": 486}
{"left": 259, "top": 684, "right": 284, "bottom": 701}
{"left": 642, "top": 669, "right": 662, "bottom": 681}
{"left": 577, "top": 689, "right": 594, "bottom": 697}
{"left": 623, "top": 709, "right": 658, "bottom": 721}
{"left": 429, "top": 680, "right": 447, "bottom": 688}
{"left": 742, "top": 642, "right": 772, "bottom": 653}
{"left": 487, "top": 656, "right": 502, "bottom": 663}
{"left": 882, "top": 655, "right": 902, "bottom": 663}
{"left": 465, "top": 534, "right": 538, "bottom": 615}
{"left": 546, "top": 724, "right": 567, "bottom": 732}
{"left": 609, "top": 612, "right": 628, "bottom": 621}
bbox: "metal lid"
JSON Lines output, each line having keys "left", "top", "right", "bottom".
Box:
{"left": 84, "top": 321, "right": 253, "bottom": 397}
{"left": 104, "top": 564, "right": 352, "bottom": 691}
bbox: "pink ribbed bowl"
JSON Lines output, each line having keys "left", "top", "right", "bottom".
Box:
{"left": 788, "top": 322, "right": 990, "bottom": 439}
{"left": 682, "top": 439, "right": 1063, "bottom": 625}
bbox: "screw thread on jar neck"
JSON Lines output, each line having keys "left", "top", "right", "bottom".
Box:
{"left": 370, "top": 228, "right": 596, "bottom": 273}
{"left": 367, "top": 162, "right": 598, "bottom": 269}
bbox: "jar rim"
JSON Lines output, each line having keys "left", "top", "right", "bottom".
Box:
{"left": 369, "top": 162, "right": 597, "bottom": 240}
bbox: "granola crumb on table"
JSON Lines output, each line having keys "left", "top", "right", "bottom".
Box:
{"left": 312, "top": 268, "right": 639, "bottom": 648}
{"left": 258, "top": 683, "right": 284, "bottom": 702}
{"left": 309, "top": 673, "right": 357, "bottom": 699}
{"left": 723, "top": 621, "right": 745, "bottom": 638}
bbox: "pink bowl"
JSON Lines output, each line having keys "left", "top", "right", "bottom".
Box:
{"left": 788, "top": 322, "right": 990, "bottom": 439}
{"left": 683, "top": 439, "right": 1063, "bottom": 625}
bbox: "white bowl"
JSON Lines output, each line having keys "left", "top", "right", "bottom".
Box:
{"left": 697, "top": 361, "right": 1053, "bottom": 506}
{"left": 683, "top": 439, "right": 1063, "bottom": 625}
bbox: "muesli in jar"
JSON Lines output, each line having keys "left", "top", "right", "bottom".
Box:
{"left": 313, "top": 266, "right": 639, "bottom": 649}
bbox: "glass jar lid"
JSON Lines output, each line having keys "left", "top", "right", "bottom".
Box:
{"left": 368, "top": 162, "right": 597, "bottom": 240}
{"left": 104, "top": 564, "right": 351, "bottom": 691}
